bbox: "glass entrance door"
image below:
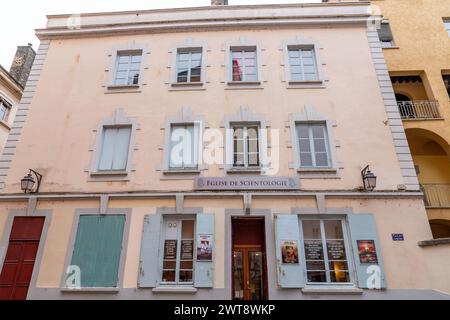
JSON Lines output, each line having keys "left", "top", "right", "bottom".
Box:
{"left": 232, "top": 246, "right": 265, "bottom": 300}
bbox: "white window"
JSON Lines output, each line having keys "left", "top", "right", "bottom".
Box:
{"left": 114, "top": 51, "right": 142, "bottom": 86}
{"left": 169, "top": 124, "right": 199, "bottom": 169}
{"left": 444, "top": 19, "right": 450, "bottom": 37}
{"left": 230, "top": 48, "right": 258, "bottom": 82}
{"left": 0, "top": 99, "right": 11, "bottom": 122}
{"left": 176, "top": 49, "right": 202, "bottom": 83}
{"left": 288, "top": 47, "right": 318, "bottom": 81}
{"left": 296, "top": 123, "right": 331, "bottom": 168}
{"left": 232, "top": 125, "right": 260, "bottom": 167}
{"left": 378, "top": 21, "right": 395, "bottom": 48}
{"left": 161, "top": 218, "right": 195, "bottom": 284}
{"left": 301, "top": 219, "right": 352, "bottom": 284}
{"left": 98, "top": 126, "right": 131, "bottom": 171}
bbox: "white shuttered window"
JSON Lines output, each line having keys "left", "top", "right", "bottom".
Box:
{"left": 98, "top": 126, "right": 132, "bottom": 171}
{"left": 296, "top": 123, "right": 330, "bottom": 168}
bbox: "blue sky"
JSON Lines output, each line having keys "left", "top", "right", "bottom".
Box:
{"left": 0, "top": 0, "right": 320, "bottom": 68}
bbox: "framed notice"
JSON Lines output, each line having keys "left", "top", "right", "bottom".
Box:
{"left": 181, "top": 240, "right": 194, "bottom": 260}
{"left": 164, "top": 240, "right": 177, "bottom": 260}
{"left": 196, "top": 234, "right": 213, "bottom": 261}
{"left": 357, "top": 240, "right": 378, "bottom": 264}
{"left": 281, "top": 240, "right": 299, "bottom": 264}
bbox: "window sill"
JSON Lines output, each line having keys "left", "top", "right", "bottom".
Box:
{"left": 297, "top": 168, "right": 336, "bottom": 173}
{"left": 60, "top": 287, "right": 120, "bottom": 293}
{"left": 163, "top": 169, "right": 201, "bottom": 175}
{"left": 225, "top": 81, "right": 263, "bottom": 90}
{"left": 169, "top": 82, "right": 205, "bottom": 91}
{"left": 152, "top": 286, "right": 197, "bottom": 294}
{"left": 105, "top": 84, "right": 141, "bottom": 94}
{"left": 418, "top": 237, "right": 450, "bottom": 247}
{"left": 382, "top": 46, "right": 400, "bottom": 50}
{"left": 227, "top": 167, "right": 262, "bottom": 174}
{"left": 287, "top": 80, "right": 325, "bottom": 89}
{"left": 90, "top": 170, "right": 129, "bottom": 177}
{"left": 297, "top": 168, "right": 340, "bottom": 179}
{"left": 302, "top": 286, "right": 363, "bottom": 295}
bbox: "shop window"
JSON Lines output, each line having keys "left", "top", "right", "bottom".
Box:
{"left": 161, "top": 217, "right": 195, "bottom": 284}
{"left": 301, "top": 219, "right": 352, "bottom": 284}
{"left": 68, "top": 215, "right": 126, "bottom": 288}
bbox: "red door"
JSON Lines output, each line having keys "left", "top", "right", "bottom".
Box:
{"left": 0, "top": 217, "right": 45, "bottom": 300}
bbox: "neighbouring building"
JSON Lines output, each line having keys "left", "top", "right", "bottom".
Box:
{"left": 0, "top": 44, "right": 35, "bottom": 154}
{"left": 0, "top": 1, "right": 448, "bottom": 300}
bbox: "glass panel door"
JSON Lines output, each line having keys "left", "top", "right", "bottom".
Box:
{"left": 232, "top": 247, "right": 265, "bottom": 300}
{"left": 232, "top": 250, "right": 244, "bottom": 300}
{"left": 248, "top": 250, "right": 264, "bottom": 300}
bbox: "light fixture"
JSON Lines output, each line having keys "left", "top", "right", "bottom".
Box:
{"left": 20, "top": 169, "right": 42, "bottom": 193}
{"left": 361, "top": 165, "right": 377, "bottom": 191}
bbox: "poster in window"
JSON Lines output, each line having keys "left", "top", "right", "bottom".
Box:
{"left": 326, "top": 240, "right": 346, "bottom": 260}
{"left": 281, "top": 240, "right": 299, "bottom": 264}
{"left": 196, "top": 234, "right": 213, "bottom": 261}
{"left": 357, "top": 240, "right": 378, "bottom": 264}
{"left": 181, "top": 240, "right": 194, "bottom": 260}
{"left": 304, "top": 239, "right": 324, "bottom": 260}
{"left": 164, "top": 240, "right": 177, "bottom": 260}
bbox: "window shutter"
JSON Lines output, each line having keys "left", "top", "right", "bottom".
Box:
{"left": 194, "top": 213, "right": 214, "bottom": 288}
{"left": 378, "top": 23, "right": 394, "bottom": 42}
{"left": 275, "top": 214, "right": 305, "bottom": 288}
{"left": 139, "top": 214, "right": 162, "bottom": 288}
{"left": 347, "top": 213, "right": 387, "bottom": 289}
{"left": 98, "top": 128, "right": 116, "bottom": 170}
{"left": 70, "top": 215, "right": 125, "bottom": 288}
{"left": 112, "top": 127, "right": 131, "bottom": 170}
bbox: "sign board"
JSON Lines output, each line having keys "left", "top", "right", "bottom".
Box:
{"left": 194, "top": 176, "right": 300, "bottom": 191}
{"left": 391, "top": 234, "right": 404, "bottom": 241}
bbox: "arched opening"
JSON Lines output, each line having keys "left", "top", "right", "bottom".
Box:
{"left": 395, "top": 93, "right": 411, "bottom": 102}
{"left": 429, "top": 219, "right": 450, "bottom": 239}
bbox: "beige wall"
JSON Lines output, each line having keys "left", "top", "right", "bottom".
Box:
{"left": 3, "top": 27, "right": 405, "bottom": 194}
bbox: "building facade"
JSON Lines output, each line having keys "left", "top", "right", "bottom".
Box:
{"left": 0, "top": 1, "right": 448, "bottom": 300}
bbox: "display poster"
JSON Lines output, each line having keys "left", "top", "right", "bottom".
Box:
{"left": 357, "top": 240, "right": 378, "bottom": 264}
{"left": 197, "top": 235, "right": 213, "bottom": 261}
{"left": 304, "top": 240, "right": 324, "bottom": 260}
{"left": 164, "top": 240, "right": 177, "bottom": 260}
{"left": 281, "top": 240, "right": 299, "bottom": 264}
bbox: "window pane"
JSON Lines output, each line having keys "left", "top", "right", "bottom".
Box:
{"left": 233, "top": 127, "right": 244, "bottom": 139}
{"left": 298, "top": 139, "right": 311, "bottom": 152}
{"left": 231, "top": 51, "right": 242, "bottom": 59}
{"left": 304, "top": 65, "right": 316, "bottom": 73}
{"left": 306, "top": 260, "right": 325, "bottom": 271}
{"left": 305, "top": 73, "right": 317, "bottom": 81}
{"left": 232, "top": 59, "right": 243, "bottom": 81}
{"left": 178, "top": 53, "right": 189, "bottom": 61}
{"left": 234, "top": 153, "right": 245, "bottom": 167}
{"left": 246, "top": 74, "right": 258, "bottom": 81}
{"left": 296, "top": 125, "right": 309, "bottom": 139}
{"left": 311, "top": 126, "right": 325, "bottom": 138}
{"left": 307, "top": 271, "right": 327, "bottom": 283}
{"left": 315, "top": 153, "right": 329, "bottom": 167}
{"left": 98, "top": 128, "right": 116, "bottom": 171}
{"left": 117, "top": 63, "right": 129, "bottom": 72}
{"left": 162, "top": 270, "right": 176, "bottom": 282}
{"left": 129, "top": 72, "right": 140, "bottom": 85}
{"left": 245, "top": 58, "right": 256, "bottom": 67}
{"left": 313, "top": 139, "right": 326, "bottom": 152}
{"left": 324, "top": 220, "right": 344, "bottom": 239}
{"left": 290, "top": 66, "right": 302, "bottom": 74}
{"left": 179, "top": 270, "right": 193, "bottom": 282}
{"left": 191, "top": 52, "right": 202, "bottom": 61}
{"left": 182, "top": 220, "right": 195, "bottom": 239}
{"left": 301, "top": 49, "right": 313, "bottom": 57}
{"left": 131, "top": 55, "right": 141, "bottom": 63}
{"left": 304, "top": 239, "right": 324, "bottom": 260}
{"left": 326, "top": 240, "right": 347, "bottom": 261}
{"left": 330, "top": 271, "right": 350, "bottom": 283}
{"left": 291, "top": 73, "right": 304, "bottom": 81}
{"left": 180, "top": 260, "right": 193, "bottom": 269}
{"left": 117, "top": 55, "right": 130, "bottom": 64}
{"left": 111, "top": 127, "right": 131, "bottom": 170}
{"left": 302, "top": 220, "right": 321, "bottom": 239}
{"left": 300, "top": 153, "right": 313, "bottom": 167}
{"left": 130, "top": 62, "right": 141, "bottom": 71}
{"left": 248, "top": 139, "right": 258, "bottom": 153}
{"left": 288, "top": 50, "right": 300, "bottom": 58}
{"left": 248, "top": 153, "right": 259, "bottom": 166}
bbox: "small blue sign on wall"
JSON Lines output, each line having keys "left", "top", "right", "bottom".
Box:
{"left": 392, "top": 233, "right": 405, "bottom": 241}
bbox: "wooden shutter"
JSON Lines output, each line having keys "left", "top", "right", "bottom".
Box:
{"left": 347, "top": 213, "right": 387, "bottom": 289}
{"left": 70, "top": 215, "right": 125, "bottom": 288}
{"left": 138, "top": 214, "right": 162, "bottom": 288}
{"left": 194, "top": 213, "right": 214, "bottom": 288}
{"left": 275, "top": 214, "right": 305, "bottom": 288}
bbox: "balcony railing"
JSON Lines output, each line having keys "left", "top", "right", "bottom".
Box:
{"left": 397, "top": 100, "right": 441, "bottom": 120}
{"left": 422, "top": 184, "right": 450, "bottom": 208}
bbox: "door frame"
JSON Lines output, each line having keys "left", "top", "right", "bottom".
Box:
{"left": 0, "top": 209, "right": 52, "bottom": 300}
{"left": 226, "top": 210, "right": 274, "bottom": 300}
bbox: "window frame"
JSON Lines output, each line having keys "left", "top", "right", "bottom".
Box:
{"left": 229, "top": 47, "right": 258, "bottom": 83}
{"left": 299, "top": 216, "right": 355, "bottom": 286}
{"left": 160, "top": 215, "right": 196, "bottom": 286}
{"left": 442, "top": 73, "right": 450, "bottom": 98}
{"left": 231, "top": 124, "right": 261, "bottom": 168}
{"left": 443, "top": 18, "right": 450, "bottom": 37}
{"left": 97, "top": 125, "right": 132, "bottom": 172}
{"left": 287, "top": 46, "right": 319, "bottom": 82}
{"left": 175, "top": 48, "right": 203, "bottom": 84}
{"left": 296, "top": 123, "right": 332, "bottom": 169}
{"left": 0, "top": 98, "right": 12, "bottom": 122}
{"left": 168, "top": 123, "right": 200, "bottom": 170}
{"left": 112, "top": 50, "right": 143, "bottom": 87}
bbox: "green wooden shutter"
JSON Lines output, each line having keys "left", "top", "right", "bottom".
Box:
{"left": 70, "top": 215, "right": 125, "bottom": 288}
{"left": 194, "top": 213, "right": 214, "bottom": 288}
{"left": 348, "top": 213, "right": 387, "bottom": 289}
{"left": 138, "top": 214, "right": 162, "bottom": 288}
{"left": 275, "top": 214, "right": 305, "bottom": 288}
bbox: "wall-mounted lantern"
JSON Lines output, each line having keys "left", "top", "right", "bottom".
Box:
{"left": 361, "top": 165, "right": 377, "bottom": 191}
{"left": 20, "top": 169, "right": 42, "bottom": 193}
